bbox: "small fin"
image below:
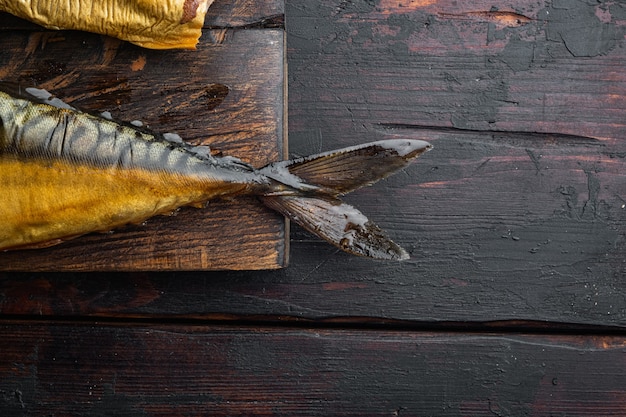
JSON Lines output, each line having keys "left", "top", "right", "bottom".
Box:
{"left": 263, "top": 139, "right": 432, "bottom": 195}
{"left": 0, "top": 81, "right": 76, "bottom": 110}
{"left": 261, "top": 195, "right": 409, "bottom": 260}
{"left": 163, "top": 132, "right": 184, "bottom": 144}
{"left": 100, "top": 111, "right": 114, "bottom": 120}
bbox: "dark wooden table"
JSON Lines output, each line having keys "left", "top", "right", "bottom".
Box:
{"left": 2, "top": 0, "right": 626, "bottom": 415}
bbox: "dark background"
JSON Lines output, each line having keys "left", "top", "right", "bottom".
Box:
{"left": 2, "top": 0, "right": 626, "bottom": 415}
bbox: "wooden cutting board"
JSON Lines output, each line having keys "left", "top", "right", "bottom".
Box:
{"left": 0, "top": 0, "right": 287, "bottom": 271}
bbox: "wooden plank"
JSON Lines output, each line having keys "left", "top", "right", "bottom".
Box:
{"left": 1, "top": 323, "right": 625, "bottom": 416}
{"left": 283, "top": 0, "right": 626, "bottom": 324}
{"left": 0, "top": 5, "right": 287, "bottom": 271}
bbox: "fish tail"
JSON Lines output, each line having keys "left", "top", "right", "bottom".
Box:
{"left": 259, "top": 139, "right": 432, "bottom": 260}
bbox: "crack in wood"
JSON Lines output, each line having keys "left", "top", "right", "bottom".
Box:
{"left": 376, "top": 123, "right": 603, "bottom": 147}
{"left": 2, "top": 313, "right": 625, "bottom": 335}
{"left": 437, "top": 10, "right": 534, "bottom": 28}
{"left": 205, "top": 14, "right": 285, "bottom": 30}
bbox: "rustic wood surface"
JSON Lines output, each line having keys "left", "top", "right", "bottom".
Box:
{"left": 0, "top": 0, "right": 287, "bottom": 271}
{"left": 2, "top": 0, "right": 626, "bottom": 415}
{"left": 2, "top": 322, "right": 625, "bottom": 416}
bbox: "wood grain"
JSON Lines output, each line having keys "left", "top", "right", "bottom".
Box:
{"left": 1, "top": 1, "right": 626, "bottom": 415}
{"left": 206, "top": 0, "right": 284, "bottom": 28}
{"left": 0, "top": 4, "right": 286, "bottom": 271}
{"left": 0, "top": 0, "right": 625, "bottom": 322}
{"left": 0, "top": 0, "right": 622, "bottom": 323}
{"left": 282, "top": 0, "right": 626, "bottom": 325}
{"left": 1, "top": 323, "right": 625, "bottom": 416}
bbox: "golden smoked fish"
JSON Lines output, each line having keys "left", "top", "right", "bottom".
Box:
{"left": 0, "top": 0, "right": 214, "bottom": 49}
{"left": 0, "top": 83, "right": 432, "bottom": 260}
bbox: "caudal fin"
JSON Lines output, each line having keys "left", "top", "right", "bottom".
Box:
{"left": 259, "top": 139, "right": 432, "bottom": 260}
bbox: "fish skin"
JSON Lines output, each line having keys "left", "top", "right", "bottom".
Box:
{"left": 0, "top": 83, "right": 432, "bottom": 259}
{"left": 0, "top": 0, "right": 214, "bottom": 49}
{"left": 0, "top": 83, "right": 266, "bottom": 250}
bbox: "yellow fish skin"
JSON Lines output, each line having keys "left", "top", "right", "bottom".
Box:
{"left": 0, "top": 0, "right": 214, "bottom": 49}
{"left": 0, "top": 156, "right": 250, "bottom": 250}
{"left": 0, "top": 83, "right": 432, "bottom": 260}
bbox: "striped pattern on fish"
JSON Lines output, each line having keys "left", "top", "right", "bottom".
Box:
{"left": 0, "top": 82, "right": 432, "bottom": 260}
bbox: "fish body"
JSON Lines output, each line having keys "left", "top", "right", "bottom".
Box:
{"left": 0, "top": 83, "right": 432, "bottom": 259}
{"left": 0, "top": 0, "right": 213, "bottom": 49}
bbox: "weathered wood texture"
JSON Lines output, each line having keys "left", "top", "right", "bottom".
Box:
{"left": 282, "top": 0, "right": 626, "bottom": 326}
{"left": 207, "top": 0, "right": 285, "bottom": 27}
{"left": 1, "top": 1, "right": 626, "bottom": 415}
{"left": 2, "top": 0, "right": 623, "bottom": 325}
{"left": 1, "top": 323, "right": 625, "bottom": 416}
{"left": 0, "top": 0, "right": 287, "bottom": 271}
